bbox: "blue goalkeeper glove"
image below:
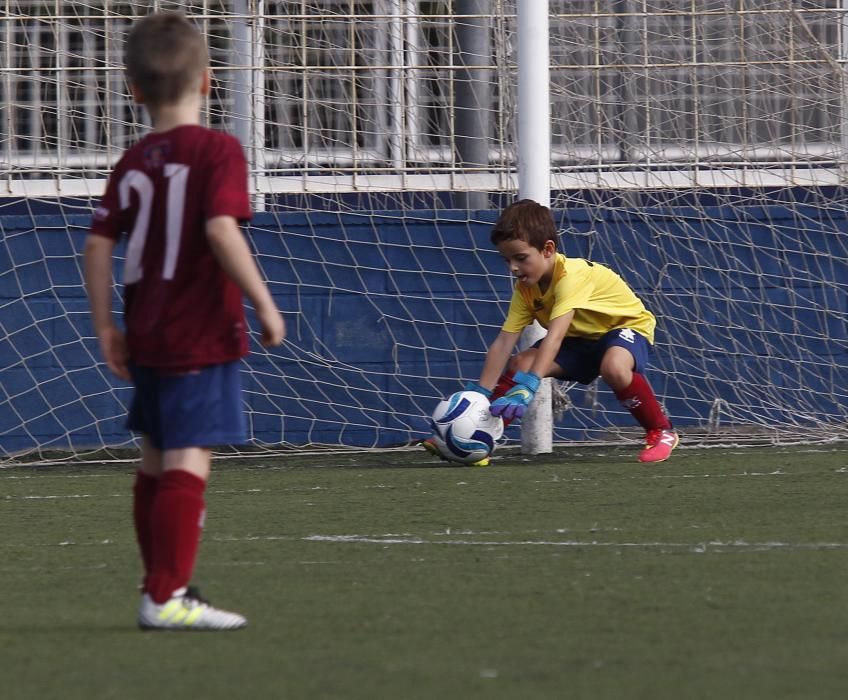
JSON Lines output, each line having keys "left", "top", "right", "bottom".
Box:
{"left": 463, "top": 381, "right": 492, "bottom": 398}
{"left": 489, "top": 371, "right": 541, "bottom": 421}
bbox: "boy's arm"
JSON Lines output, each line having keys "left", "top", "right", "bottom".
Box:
{"left": 83, "top": 234, "right": 130, "bottom": 380}
{"left": 478, "top": 330, "right": 521, "bottom": 391}
{"left": 206, "top": 215, "right": 286, "bottom": 348}
{"left": 490, "top": 311, "right": 575, "bottom": 420}
{"left": 528, "top": 310, "right": 574, "bottom": 378}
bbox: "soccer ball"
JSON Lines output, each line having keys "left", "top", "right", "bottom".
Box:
{"left": 429, "top": 390, "right": 504, "bottom": 465}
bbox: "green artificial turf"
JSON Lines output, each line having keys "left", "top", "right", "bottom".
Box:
{"left": 2, "top": 443, "right": 847, "bottom": 699}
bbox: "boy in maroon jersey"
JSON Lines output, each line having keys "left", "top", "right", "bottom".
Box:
{"left": 84, "top": 11, "right": 285, "bottom": 631}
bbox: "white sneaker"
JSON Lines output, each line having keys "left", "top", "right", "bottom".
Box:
{"left": 138, "top": 586, "right": 247, "bottom": 631}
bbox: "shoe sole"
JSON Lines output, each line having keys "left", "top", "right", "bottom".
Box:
{"left": 139, "top": 621, "right": 247, "bottom": 632}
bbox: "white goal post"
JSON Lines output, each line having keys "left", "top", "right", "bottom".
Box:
{"left": 1, "top": 1, "right": 848, "bottom": 464}
{"left": 515, "top": 0, "right": 553, "bottom": 455}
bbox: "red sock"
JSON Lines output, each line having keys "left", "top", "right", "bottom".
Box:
{"left": 614, "top": 372, "right": 672, "bottom": 432}
{"left": 491, "top": 372, "right": 517, "bottom": 401}
{"left": 145, "top": 470, "right": 207, "bottom": 604}
{"left": 491, "top": 372, "right": 518, "bottom": 427}
{"left": 132, "top": 470, "right": 159, "bottom": 576}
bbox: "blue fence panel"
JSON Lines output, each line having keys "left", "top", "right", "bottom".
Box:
{"left": 1, "top": 200, "right": 846, "bottom": 453}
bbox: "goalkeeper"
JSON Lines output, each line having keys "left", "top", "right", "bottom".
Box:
{"left": 457, "top": 198, "right": 677, "bottom": 463}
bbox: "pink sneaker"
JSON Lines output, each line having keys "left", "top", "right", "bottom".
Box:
{"left": 638, "top": 429, "right": 679, "bottom": 463}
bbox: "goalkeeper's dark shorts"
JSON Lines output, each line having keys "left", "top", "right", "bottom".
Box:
{"left": 126, "top": 360, "right": 247, "bottom": 450}
{"left": 534, "top": 327, "right": 653, "bottom": 385}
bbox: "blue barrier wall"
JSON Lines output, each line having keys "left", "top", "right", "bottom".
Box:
{"left": 1, "top": 203, "right": 846, "bottom": 455}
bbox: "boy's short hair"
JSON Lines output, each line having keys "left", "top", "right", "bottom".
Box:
{"left": 490, "top": 199, "right": 559, "bottom": 251}
{"left": 125, "top": 12, "right": 208, "bottom": 107}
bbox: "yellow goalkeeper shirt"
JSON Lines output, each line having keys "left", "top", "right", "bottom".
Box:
{"left": 501, "top": 253, "right": 657, "bottom": 344}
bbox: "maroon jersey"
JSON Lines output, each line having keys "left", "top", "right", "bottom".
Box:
{"left": 91, "top": 125, "right": 252, "bottom": 371}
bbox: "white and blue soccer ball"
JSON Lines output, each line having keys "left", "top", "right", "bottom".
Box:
{"left": 429, "top": 390, "right": 504, "bottom": 465}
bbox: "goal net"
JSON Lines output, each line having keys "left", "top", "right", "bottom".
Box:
{"left": 2, "top": 1, "right": 847, "bottom": 463}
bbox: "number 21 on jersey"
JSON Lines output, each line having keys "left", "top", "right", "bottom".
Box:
{"left": 119, "top": 164, "right": 189, "bottom": 284}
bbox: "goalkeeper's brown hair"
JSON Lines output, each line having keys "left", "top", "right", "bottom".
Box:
{"left": 125, "top": 12, "right": 208, "bottom": 107}
{"left": 490, "top": 199, "right": 560, "bottom": 251}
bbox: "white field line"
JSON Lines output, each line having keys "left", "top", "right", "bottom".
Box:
{"left": 0, "top": 473, "right": 121, "bottom": 479}
{"left": 2, "top": 465, "right": 837, "bottom": 501}
{"left": 2, "top": 533, "right": 847, "bottom": 554}
{"left": 0, "top": 467, "right": 848, "bottom": 501}
{"left": 2, "top": 487, "right": 271, "bottom": 500}
{"left": 6, "top": 465, "right": 841, "bottom": 487}
{"left": 0, "top": 559, "right": 336, "bottom": 573}
{"left": 1, "top": 466, "right": 833, "bottom": 499}
{"left": 1, "top": 532, "right": 841, "bottom": 573}
{"left": 0, "top": 473, "right": 138, "bottom": 483}
{"left": 208, "top": 532, "right": 848, "bottom": 552}
{"left": 3, "top": 493, "right": 126, "bottom": 500}
{"left": 298, "top": 534, "right": 848, "bottom": 551}
{"left": 0, "top": 563, "right": 110, "bottom": 573}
